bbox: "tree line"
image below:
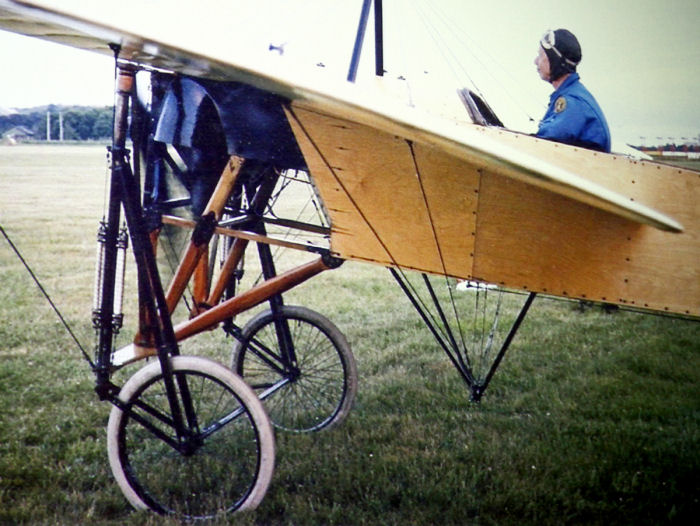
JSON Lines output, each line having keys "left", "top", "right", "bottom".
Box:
{"left": 0, "top": 105, "right": 113, "bottom": 141}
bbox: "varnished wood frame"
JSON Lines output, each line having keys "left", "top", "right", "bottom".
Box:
{"left": 114, "top": 156, "right": 335, "bottom": 366}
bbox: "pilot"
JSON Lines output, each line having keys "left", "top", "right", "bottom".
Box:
{"left": 534, "top": 29, "right": 611, "bottom": 153}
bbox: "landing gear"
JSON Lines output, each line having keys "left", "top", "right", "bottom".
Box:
{"left": 107, "top": 356, "right": 275, "bottom": 519}
{"left": 232, "top": 305, "right": 358, "bottom": 433}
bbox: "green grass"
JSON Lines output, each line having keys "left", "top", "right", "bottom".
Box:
{"left": 1, "top": 145, "right": 699, "bottom": 525}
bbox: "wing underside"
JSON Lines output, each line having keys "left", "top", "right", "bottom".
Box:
{"left": 1, "top": 0, "right": 697, "bottom": 317}
{"left": 0, "top": 0, "right": 685, "bottom": 233}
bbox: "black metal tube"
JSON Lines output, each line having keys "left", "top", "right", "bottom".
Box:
{"left": 251, "top": 172, "right": 298, "bottom": 365}
{"left": 112, "top": 122, "right": 192, "bottom": 436}
{"left": 94, "top": 68, "right": 131, "bottom": 388}
{"left": 390, "top": 268, "right": 475, "bottom": 387}
{"left": 348, "top": 0, "right": 372, "bottom": 82}
{"left": 477, "top": 292, "right": 537, "bottom": 399}
{"left": 374, "top": 0, "right": 384, "bottom": 76}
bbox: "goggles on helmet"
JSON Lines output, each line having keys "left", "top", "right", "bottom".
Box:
{"left": 540, "top": 30, "right": 579, "bottom": 68}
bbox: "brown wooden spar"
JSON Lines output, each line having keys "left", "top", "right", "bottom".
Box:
{"left": 163, "top": 156, "right": 244, "bottom": 314}
{"left": 173, "top": 255, "right": 333, "bottom": 341}
{"left": 111, "top": 255, "right": 335, "bottom": 366}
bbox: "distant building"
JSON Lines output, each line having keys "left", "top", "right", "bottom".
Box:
{"left": 635, "top": 138, "right": 700, "bottom": 160}
{"left": 1, "top": 125, "right": 35, "bottom": 144}
{"left": 0, "top": 106, "right": 18, "bottom": 117}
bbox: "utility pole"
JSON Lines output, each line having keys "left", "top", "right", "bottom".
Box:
{"left": 59, "top": 112, "right": 64, "bottom": 142}
{"left": 46, "top": 111, "right": 51, "bottom": 141}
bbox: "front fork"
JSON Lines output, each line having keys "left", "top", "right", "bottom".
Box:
{"left": 93, "top": 65, "right": 196, "bottom": 440}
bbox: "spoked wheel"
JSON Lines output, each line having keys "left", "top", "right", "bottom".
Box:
{"left": 107, "top": 355, "right": 275, "bottom": 519}
{"left": 232, "top": 305, "right": 357, "bottom": 433}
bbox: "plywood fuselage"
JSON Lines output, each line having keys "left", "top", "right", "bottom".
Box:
{"left": 286, "top": 104, "right": 699, "bottom": 318}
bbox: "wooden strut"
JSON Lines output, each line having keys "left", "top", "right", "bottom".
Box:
{"left": 174, "top": 255, "right": 332, "bottom": 341}
{"left": 160, "top": 215, "right": 322, "bottom": 254}
{"left": 113, "top": 255, "right": 333, "bottom": 366}
{"left": 163, "top": 156, "right": 244, "bottom": 314}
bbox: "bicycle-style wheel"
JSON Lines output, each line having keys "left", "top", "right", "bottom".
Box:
{"left": 107, "top": 355, "right": 274, "bottom": 519}
{"left": 232, "top": 305, "right": 357, "bottom": 433}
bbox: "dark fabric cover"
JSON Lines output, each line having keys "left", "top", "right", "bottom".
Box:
{"left": 154, "top": 76, "right": 306, "bottom": 170}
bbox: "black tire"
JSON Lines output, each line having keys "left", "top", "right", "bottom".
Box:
{"left": 232, "top": 305, "right": 357, "bottom": 433}
{"left": 107, "top": 356, "right": 275, "bottom": 519}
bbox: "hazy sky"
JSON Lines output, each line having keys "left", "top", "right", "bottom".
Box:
{"left": 0, "top": 0, "right": 698, "bottom": 145}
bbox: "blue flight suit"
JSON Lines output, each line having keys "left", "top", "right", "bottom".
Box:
{"left": 536, "top": 73, "right": 611, "bottom": 153}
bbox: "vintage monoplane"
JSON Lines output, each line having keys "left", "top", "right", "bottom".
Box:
{"left": 1, "top": 0, "right": 698, "bottom": 519}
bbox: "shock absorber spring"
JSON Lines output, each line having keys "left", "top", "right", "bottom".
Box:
{"left": 112, "top": 226, "right": 129, "bottom": 332}
{"left": 92, "top": 221, "right": 107, "bottom": 328}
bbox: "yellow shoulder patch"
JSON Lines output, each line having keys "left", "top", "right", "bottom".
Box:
{"left": 554, "top": 96, "right": 567, "bottom": 113}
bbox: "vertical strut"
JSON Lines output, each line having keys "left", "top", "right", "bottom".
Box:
{"left": 348, "top": 0, "right": 372, "bottom": 82}
{"left": 348, "top": 0, "right": 384, "bottom": 81}
{"left": 94, "top": 69, "right": 128, "bottom": 390}
{"left": 374, "top": 0, "right": 384, "bottom": 76}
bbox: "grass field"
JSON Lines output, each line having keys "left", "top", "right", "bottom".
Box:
{"left": 1, "top": 144, "right": 699, "bottom": 525}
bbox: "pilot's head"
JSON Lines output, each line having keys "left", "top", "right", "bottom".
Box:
{"left": 535, "top": 29, "right": 581, "bottom": 83}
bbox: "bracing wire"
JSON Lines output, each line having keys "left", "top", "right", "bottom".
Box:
{"left": 482, "top": 290, "right": 503, "bottom": 371}
{"left": 234, "top": 168, "right": 329, "bottom": 287}
{"left": 435, "top": 3, "right": 541, "bottom": 122}
{"left": 287, "top": 106, "right": 497, "bottom": 385}
{"left": 388, "top": 1, "right": 415, "bottom": 106}
{"left": 409, "top": 0, "right": 482, "bottom": 97}
{"left": 0, "top": 224, "right": 94, "bottom": 368}
{"left": 417, "top": 3, "right": 507, "bottom": 96}
{"left": 158, "top": 223, "right": 194, "bottom": 313}
{"left": 405, "top": 0, "right": 539, "bottom": 125}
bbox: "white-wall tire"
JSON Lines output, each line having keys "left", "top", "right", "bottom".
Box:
{"left": 107, "top": 355, "right": 274, "bottom": 518}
